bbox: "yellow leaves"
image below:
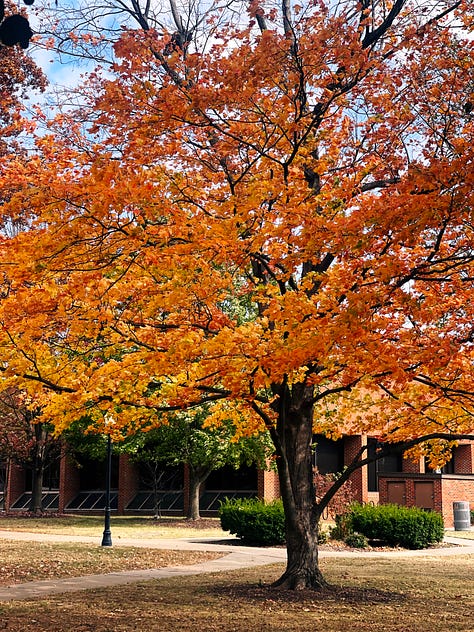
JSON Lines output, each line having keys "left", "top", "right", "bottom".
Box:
{"left": 201, "top": 399, "right": 266, "bottom": 438}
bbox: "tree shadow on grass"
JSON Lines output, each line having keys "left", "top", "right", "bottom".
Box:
{"left": 214, "top": 582, "right": 406, "bottom": 605}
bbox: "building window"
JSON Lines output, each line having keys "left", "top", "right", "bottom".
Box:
{"left": 76, "top": 455, "right": 119, "bottom": 490}
{"left": 313, "top": 435, "right": 344, "bottom": 475}
{"left": 368, "top": 439, "right": 403, "bottom": 492}
{"left": 205, "top": 464, "right": 258, "bottom": 491}
{"left": 137, "top": 463, "right": 183, "bottom": 492}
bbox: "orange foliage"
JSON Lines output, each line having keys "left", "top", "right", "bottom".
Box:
{"left": 0, "top": 0, "right": 473, "bottom": 450}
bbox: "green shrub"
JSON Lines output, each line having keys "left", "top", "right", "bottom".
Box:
{"left": 344, "top": 532, "right": 368, "bottom": 548}
{"left": 347, "top": 503, "right": 444, "bottom": 550}
{"left": 329, "top": 512, "right": 353, "bottom": 541}
{"left": 218, "top": 498, "right": 286, "bottom": 546}
{"left": 471, "top": 509, "right": 474, "bottom": 526}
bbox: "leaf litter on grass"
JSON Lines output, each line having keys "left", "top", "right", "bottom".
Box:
{"left": 0, "top": 539, "right": 222, "bottom": 586}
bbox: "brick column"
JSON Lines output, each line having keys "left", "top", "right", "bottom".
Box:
{"left": 258, "top": 466, "right": 280, "bottom": 502}
{"left": 58, "top": 447, "right": 80, "bottom": 513}
{"left": 183, "top": 464, "right": 190, "bottom": 517}
{"left": 117, "top": 454, "right": 139, "bottom": 514}
{"left": 344, "top": 435, "right": 368, "bottom": 503}
{"left": 5, "top": 462, "right": 25, "bottom": 511}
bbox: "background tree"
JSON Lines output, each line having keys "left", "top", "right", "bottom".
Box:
{"left": 129, "top": 407, "right": 272, "bottom": 520}
{"left": 0, "top": 389, "right": 60, "bottom": 513}
{"left": 1, "top": 0, "right": 474, "bottom": 591}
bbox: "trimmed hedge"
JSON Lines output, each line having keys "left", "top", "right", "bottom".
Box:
{"left": 219, "top": 498, "right": 286, "bottom": 546}
{"left": 347, "top": 503, "right": 444, "bottom": 550}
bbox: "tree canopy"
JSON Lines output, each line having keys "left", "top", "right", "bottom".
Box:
{"left": 1, "top": 0, "right": 474, "bottom": 588}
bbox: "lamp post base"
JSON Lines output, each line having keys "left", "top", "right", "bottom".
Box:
{"left": 101, "top": 528, "right": 112, "bottom": 547}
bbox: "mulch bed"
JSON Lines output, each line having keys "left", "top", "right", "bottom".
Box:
{"left": 214, "top": 582, "right": 406, "bottom": 605}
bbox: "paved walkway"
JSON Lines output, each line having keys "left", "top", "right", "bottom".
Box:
{"left": 0, "top": 530, "right": 472, "bottom": 602}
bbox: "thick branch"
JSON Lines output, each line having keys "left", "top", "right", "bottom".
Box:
{"left": 0, "top": 365, "right": 75, "bottom": 394}
{"left": 361, "top": 0, "right": 407, "bottom": 49}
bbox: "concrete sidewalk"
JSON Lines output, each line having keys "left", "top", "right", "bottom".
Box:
{"left": 0, "top": 530, "right": 472, "bottom": 602}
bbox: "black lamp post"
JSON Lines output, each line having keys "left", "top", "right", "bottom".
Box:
{"left": 101, "top": 433, "right": 113, "bottom": 547}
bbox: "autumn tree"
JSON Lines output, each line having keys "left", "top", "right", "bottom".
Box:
{"left": 1, "top": 0, "right": 474, "bottom": 589}
{"left": 0, "top": 3, "right": 46, "bottom": 512}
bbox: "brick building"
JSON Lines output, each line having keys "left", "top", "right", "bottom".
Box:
{"left": 1, "top": 434, "right": 473, "bottom": 529}
{"left": 377, "top": 439, "right": 474, "bottom": 528}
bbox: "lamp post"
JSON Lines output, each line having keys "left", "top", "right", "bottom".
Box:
{"left": 101, "top": 433, "right": 113, "bottom": 547}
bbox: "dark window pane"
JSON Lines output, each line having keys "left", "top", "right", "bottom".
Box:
{"left": 313, "top": 436, "right": 344, "bottom": 475}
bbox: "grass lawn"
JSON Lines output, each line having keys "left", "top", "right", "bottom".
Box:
{"left": 0, "top": 514, "right": 227, "bottom": 539}
{"left": 0, "top": 556, "right": 473, "bottom": 631}
{"left": 0, "top": 539, "right": 222, "bottom": 586}
{"left": 0, "top": 515, "right": 473, "bottom": 630}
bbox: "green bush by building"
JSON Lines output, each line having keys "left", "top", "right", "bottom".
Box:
{"left": 347, "top": 503, "right": 444, "bottom": 549}
{"left": 219, "top": 498, "right": 286, "bottom": 546}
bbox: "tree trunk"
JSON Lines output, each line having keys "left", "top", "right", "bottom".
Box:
{"left": 186, "top": 466, "right": 211, "bottom": 520}
{"left": 0, "top": 460, "right": 7, "bottom": 510}
{"left": 30, "top": 461, "right": 44, "bottom": 514}
{"left": 271, "top": 382, "right": 327, "bottom": 590}
{"left": 30, "top": 421, "right": 46, "bottom": 514}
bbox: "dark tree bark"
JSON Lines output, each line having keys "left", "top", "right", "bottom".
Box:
{"left": 269, "top": 382, "right": 327, "bottom": 590}
{"left": 29, "top": 420, "right": 48, "bottom": 514}
{"left": 30, "top": 459, "right": 44, "bottom": 514}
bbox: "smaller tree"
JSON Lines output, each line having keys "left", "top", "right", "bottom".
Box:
{"left": 63, "top": 417, "right": 116, "bottom": 462}
{"left": 130, "top": 406, "right": 273, "bottom": 520}
{"left": 0, "top": 389, "right": 60, "bottom": 513}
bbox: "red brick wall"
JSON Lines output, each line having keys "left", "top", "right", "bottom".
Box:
{"left": 4, "top": 462, "right": 25, "bottom": 510}
{"left": 379, "top": 473, "right": 474, "bottom": 528}
{"left": 118, "top": 454, "right": 139, "bottom": 513}
{"left": 258, "top": 467, "right": 280, "bottom": 501}
{"left": 455, "top": 444, "right": 474, "bottom": 474}
{"left": 379, "top": 473, "right": 443, "bottom": 511}
{"left": 58, "top": 450, "right": 80, "bottom": 513}
{"left": 440, "top": 475, "right": 474, "bottom": 528}
{"left": 402, "top": 455, "right": 424, "bottom": 473}
{"left": 344, "top": 435, "right": 368, "bottom": 503}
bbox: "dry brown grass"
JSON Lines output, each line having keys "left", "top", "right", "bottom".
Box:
{"left": 0, "top": 555, "right": 473, "bottom": 631}
{"left": 0, "top": 539, "right": 222, "bottom": 586}
{"left": 0, "top": 514, "right": 473, "bottom": 631}
{"left": 448, "top": 529, "right": 474, "bottom": 539}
